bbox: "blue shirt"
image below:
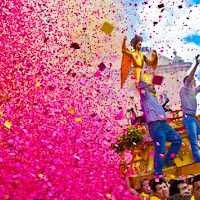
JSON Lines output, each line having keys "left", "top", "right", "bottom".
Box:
{"left": 180, "top": 80, "right": 200, "bottom": 115}
{"left": 138, "top": 82, "right": 166, "bottom": 124}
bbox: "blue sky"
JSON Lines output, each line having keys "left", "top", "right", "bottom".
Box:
{"left": 185, "top": 34, "right": 200, "bottom": 45}
{"left": 125, "top": 0, "right": 200, "bottom": 46}
{"left": 123, "top": 0, "right": 200, "bottom": 76}
{"left": 122, "top": 0, "right": 200, "bottom": 113}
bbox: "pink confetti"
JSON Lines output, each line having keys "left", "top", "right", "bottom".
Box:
{"left": 149, "top": 151, "right": 155, "bottom": 156}
{"left": 170, "top": 153, "right": 176, "bottom": 158}
{"left": 156, "top": 142, "right": 160, "bottom": 146}
{"left": 159, "top": 154, "right": 164, "bottom": 158}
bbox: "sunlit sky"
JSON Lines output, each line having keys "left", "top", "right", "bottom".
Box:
{"left": 122, "top": 0, "right": 200, "bottom": 113}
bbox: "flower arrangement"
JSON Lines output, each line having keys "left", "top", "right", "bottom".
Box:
{"left": 112, "top": 126, "right": 143, "bottom": 153}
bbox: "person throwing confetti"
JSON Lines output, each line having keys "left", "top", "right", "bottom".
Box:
{"left": 138, "top": 70, "right": 182, "bottom": 176}
{"left": 180, "top": 55, "right": 200, "bottom": 163}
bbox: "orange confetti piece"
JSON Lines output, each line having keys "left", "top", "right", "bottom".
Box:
{"left": 95, "top": 25, "right": 100, "bottom": 29}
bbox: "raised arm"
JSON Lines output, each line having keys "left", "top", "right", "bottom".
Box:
{"left": 125, "top": 176, "right": 140, "bottom": 196}
{"left": 122, "top": 36, "right": 133, "bottom": 58}
{"left": 143, "top": 50, "right": 158, "bottom": 68}
{"left": 186, "top": 55, "right": 200, "bottom": 83}
{"left": 126, "top": 177, "right": 145, "bottom": 200}
{"left": 138, "top": 71, "right": 150, "bottom": 100}
{"left": 139, "top": 70, "right": 145, "bottom": 82}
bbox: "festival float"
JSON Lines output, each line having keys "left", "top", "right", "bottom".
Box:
{"left": 112, "top": 108, "right": 200, "bottom": 189}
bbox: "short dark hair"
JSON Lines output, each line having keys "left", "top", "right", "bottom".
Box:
{"left": 169, "top": 180, "right": 185, "bottom": 196}
{"left": 183, "top": 76, "right": 188, "bottom": 83}
{"left": 167, "top": 193, "right": 192, "bottom": 200}
{"left": 168, "top": 179, "right": 176, "bottom": 185}
{"left": 141, "top": 179, "right": 148, "bottom": 189}
{"left": 130, "top": 36, "right": 143, "bottom": 49}
{"left": 150, "top": 178, "right": 167, "bottom": 193}
{"left": 193, "top": 174, "right": 200, "bottom": 185}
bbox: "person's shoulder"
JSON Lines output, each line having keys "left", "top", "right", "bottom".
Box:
{"left": 191, "top": 195, "right": 195, "bottom": 200}
{"left": 150, "top": 196, "right": 161, "bottom": 200}
{"left": 180, "top": 85, "right": 184, "bottom": 92}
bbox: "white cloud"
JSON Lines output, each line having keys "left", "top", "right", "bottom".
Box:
{"left": 126, "top": 0, "right": 200, "bottom": 113}
{"left": 134, "top": 0, "right": 200, "bottom": 63}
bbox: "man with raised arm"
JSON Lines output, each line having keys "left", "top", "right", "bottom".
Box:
{"left": 180, "top": 55, "right": 200, "bottom": 163}
{"left": 138, "top": 70, "right": 182, "bottom": 176}
{"left": 126, "top": 176, "right": 152, "bottom": 200}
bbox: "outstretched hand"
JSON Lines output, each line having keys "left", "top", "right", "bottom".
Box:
{"left": 124, "top": 36, "right": 127, "bottom": 41}
{"left": 196, "top": 54, "right": 200, "bottom": 65}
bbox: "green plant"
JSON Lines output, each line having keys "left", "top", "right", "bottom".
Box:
{"left": 112, "top": 126, "right": 143, "bottom": 153}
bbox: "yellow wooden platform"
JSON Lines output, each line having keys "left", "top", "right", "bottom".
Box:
{"left": 129, "top": 163, "right": 200, "bottom": 189}
{"left": 120, "top": 113, "right": 200, "bottom": 189}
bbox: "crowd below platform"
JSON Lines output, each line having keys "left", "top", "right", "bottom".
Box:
{"left": 126, "top": 174, "right": 200, "bottom": 200}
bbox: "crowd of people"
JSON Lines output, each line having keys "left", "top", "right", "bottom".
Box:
{"left": 126, "top": 174, "right": 200, "bottom": 200}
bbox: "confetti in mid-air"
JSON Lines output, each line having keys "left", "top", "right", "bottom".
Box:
{"left": 0, "top": 0, "right": 199, "bottom": 199}
{"left": 100, "top": 21, "right": 115, "bottom": 35}
{"left": 152, "top": 75, "right": 164, "bottom": 85}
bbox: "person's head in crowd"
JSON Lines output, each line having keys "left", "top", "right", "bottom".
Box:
{"left": 169, "top": 180, "right": 191, "bottom": 196}
{"left": 147, "top": 83, "right": 156, "bottom": 94}
{"left": 186, "top": 174, "right": 195, "bottom": 185}
{"left": 183, "top": 75, "right": 196, "bottom": 86}
{"left": 168, "top": 179, "right": 176, "bottom": 186}
{"left": 140, "top": 179, "right": 151, "bottom": 194}
{"left": 167, "top": 193, "right": 192, "bottom": 200}
{"left": 192, "top": 174, "right": 200, "bottom": 200}
{"left": 150, "top": 178, "right": 169, "bottom": 200}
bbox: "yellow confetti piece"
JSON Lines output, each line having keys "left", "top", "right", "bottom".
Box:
{"left": 36, "top": 82, "right": 41, "bottom": 87}
{"left": 39, "top": 174, "right": 43, "bottom": 178}
{"left": 2, "top": 96, "right": 8, "bottom": 100}
{"left": 161, "top": 8, "right": 165, "bottom": 12}
{"left": 75, "top": 118, "right": 82, "bottom": 122}
{"left": 68, "top": 108, "right": 74, "bottom": 114}
{"left": 106, "top": 194, "right": 111, "bottom": 198}
{"left": 4, "top": 196, "right": 9, "bottom": 200}
{"left": 100, "top": 21, "right": 115, "bottom": 35}
{"left": 4, "top": 121, "right": 11, "bottom": 129}
{"left": 62, "top": 116, "right": 66, "bottom": 120}
{"left": 19, "top": 40, "right": 24, "bottom": 43}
